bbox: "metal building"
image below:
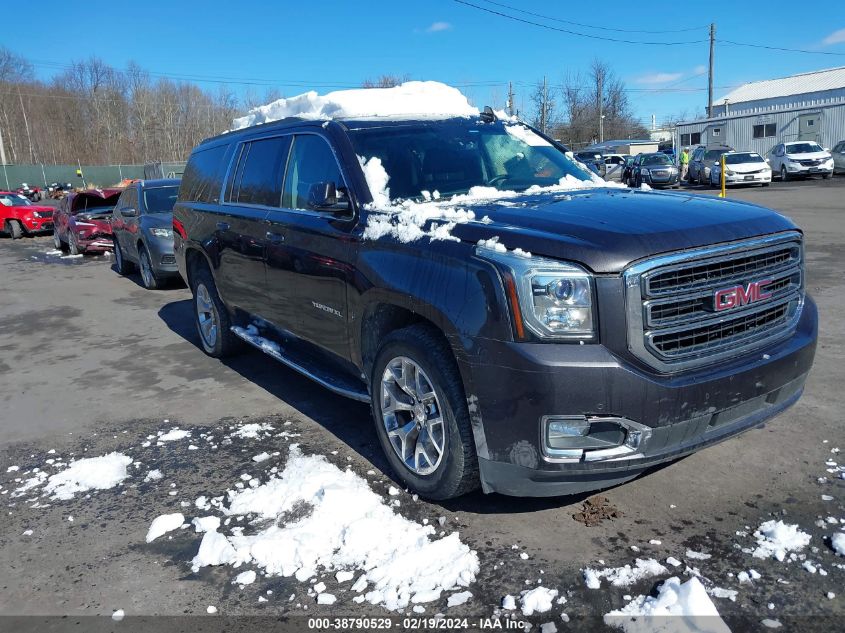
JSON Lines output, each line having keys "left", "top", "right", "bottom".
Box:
{"left": 676, "top": 66, "right": 845, "bottom": 154}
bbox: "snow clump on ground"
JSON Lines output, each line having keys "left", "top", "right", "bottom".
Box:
{"left": 751, "top": 520, "right": 812, "bottom": 561}
{"left": 42, "top": 453, "right": 132, "bottom": 500}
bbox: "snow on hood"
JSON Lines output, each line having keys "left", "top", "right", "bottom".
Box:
{"left": 232, "top": 81, "right": 479, "bottom": 130}
{"left": 359, "top": 152, "right": 623, "bottom": 244}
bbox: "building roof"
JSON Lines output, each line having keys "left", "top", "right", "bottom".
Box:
{"left": 718, "top": 66, "right": 845, "bottom": 105}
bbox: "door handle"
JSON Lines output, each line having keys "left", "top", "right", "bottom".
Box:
{"left": 216, "top": 221, "right": 230, "bottom": 231}
{"left": 265, "top": 231, "right": 285, "bottom": 243}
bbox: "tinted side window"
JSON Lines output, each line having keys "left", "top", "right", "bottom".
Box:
{"left": 282, "top": 135, "right": 345, "bottom": 211}
{"left": 180, "top": 145, "right": 227, "bottom": 204}
{"left": 229, "top": 136, "right": 290, "bottom": 207}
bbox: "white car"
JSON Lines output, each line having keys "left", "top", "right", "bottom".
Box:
{"left": 768, "top": 141, "right": 834, "bottom": 181}
{"left": 709, "top": 152, "right": 771, "bottom": 188}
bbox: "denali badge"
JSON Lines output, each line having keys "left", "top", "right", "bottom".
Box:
{"left": 714, "top": 279, "right": 773, "bottom": 311}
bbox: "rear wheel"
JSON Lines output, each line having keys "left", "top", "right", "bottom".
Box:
{"left": 372, "top": 324, "right": 479, "bottom": 500}
{"left": 7, "top": 220, "right": 23, "bottom": 239}
{"left": 138, "top": 246, "right": 160, "bottom": 290}
{"left": 53, "top": 228, "right": 65, "bottom": 250}
{"left": 192, "top": 266, "right": 241, "bottom": 357}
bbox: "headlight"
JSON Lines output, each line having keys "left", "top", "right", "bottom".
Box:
{"left": 150, "top": 228, "right": 173, "bottom": 238}
{"left": 725, "top": 169, "right": 735, "bottom": 176}
{"left": 477, "top": 247, "right": 595, "bottom": 340}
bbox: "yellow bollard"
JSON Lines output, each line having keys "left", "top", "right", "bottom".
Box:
{"left": 718, "top": 154, "right": 726, "bottom": 198}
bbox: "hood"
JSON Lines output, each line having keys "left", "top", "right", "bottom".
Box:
{"left": 724, "top": 162, "right": 770, "bottom": 173}
{"left": 785, "top": 150, "right": 830, "bottom": 160}
{"left": 447, "top": 188, "right": 797, "bottom": 273}
{"left": 144, "top": 212, "right": 173, "bottom": 229}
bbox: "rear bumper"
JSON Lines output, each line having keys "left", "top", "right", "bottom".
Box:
{"left": 462, "top": 296, "right": 817, "bottom": 497}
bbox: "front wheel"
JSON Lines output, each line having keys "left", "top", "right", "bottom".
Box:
{"left": 53, "top": 228, "right": 64, "bottom": 250}
{"left": 192, "top": 267, "right": 241, "bottom": 357}
{"left": 780, "top": 166, "right": 789, "bottom": 181}
{"left": 822, "top": 173, "right": 831, "bottom": 180}
{"left": 68, "top": 231, "right": 81, "bottom": 255}
{"left": 7, "top": 220, "right": 23, "bottom": 239}
{"left": 372, "top": 325, "right": 479, "bottom": 500}
{"left": 138, "top": 246, "right": 160, "bottom": 290}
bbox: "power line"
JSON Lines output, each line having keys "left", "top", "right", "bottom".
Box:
{"left": 452, "top": 0, "right": 708, "bottom": 45}
{"left": 474, "top": 0, "right": 708, "bottom": 34}
{"left": 719, "top": 39, "right": 845, "bottom": 57}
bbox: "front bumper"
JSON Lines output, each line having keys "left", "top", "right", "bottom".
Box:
{"left": 145, "top": 235, "right": 179, "bottom": 276}
{"left": 786, "top": 164, "right": 833, "bottom": 176}
{"left": 724, "top": 173, "right": 772, "bottom": 185}
{"left": 21, "top": 218, "right": 53, "bottom": 233}
{"left": 463, "top": 296, "right": 818, "bottom": 497}
{"left": 644, "top": 172, "right": 679, "bottom": 188}
{"left": 77, "top": 233, "right": 114, "bottom": 252}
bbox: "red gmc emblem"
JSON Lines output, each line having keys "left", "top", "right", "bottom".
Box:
{"left": 714, "top": 279, "right": 773, "bottom": 311}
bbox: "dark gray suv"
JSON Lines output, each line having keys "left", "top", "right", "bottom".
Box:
{"left": 111, "top": 179, "right": 181, "bottom": 289}
{"left": 688, "top": 144, "right": 734, "bottom": 185}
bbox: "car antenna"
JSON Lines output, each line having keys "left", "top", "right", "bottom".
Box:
{"left": 480, "top": 106, "right": 496, "bottom": 123}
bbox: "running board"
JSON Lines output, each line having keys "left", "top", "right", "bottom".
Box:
{"left": 230, "top": 326, "right": 371, "bottom": 403}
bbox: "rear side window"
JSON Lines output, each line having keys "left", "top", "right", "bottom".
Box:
{"left": 282, "top": 135, "right": 345, "bottom": 211}
{"left": 180, "top": 145, "right": 227, "bottom": 204}
{"left": 227, "top": 136, "right": 291, "bottom": 207}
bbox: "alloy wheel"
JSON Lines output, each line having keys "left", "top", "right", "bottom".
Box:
{"left": 380, "top": 356, "right": 446, "bottom": 475}
{"left": 195, "top": 283, "right": 218, "bottom": 349}
{"left": 140, "top": 250, "right": 154, "bottom": 288}
{"left": 114, "top": 239, "right": 123, "bottom": 269}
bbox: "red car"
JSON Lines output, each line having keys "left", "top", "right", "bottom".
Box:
{"left": 0, "top": 191, "right": 54, "bottom": 239}
{"left": 53, "top": 188, "right": 121, "bottom": 255}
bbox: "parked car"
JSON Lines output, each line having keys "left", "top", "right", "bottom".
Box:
{"left": 661, "top": 148, "right": 676, "bottom": 162}
{"left": 601, "top": 154, "right": 628, "bottom": 182}
{"left": 574, "top": 151, "right": 604, "bottom": 177}
{"left": 111, "top": 179, "right": 181, "bottom": 289}
{"left": 769, "top": 141, "right": 834, "bottom": 181}
{"left": 47, "top": 182, "right": 74, "bottom": 199}
{"left": 0, "top": 191, "right": 54, "bottom": 238}
{"left": 628, "top": 152, "right": 679, "bottom": 188}
{"left": 53, "top": 189, "right": 121, "bottom": 255}
{"left": 688, "top": 144, "right": 734, "bottom": 185}
{"left": 173, "top": 113, "right": 816, "bottom": 500}
{"left": 15, "top": 182, "right": 43, "bottom": 202}
{"left": 833, "top": 140, "right": 845, "bottom": 174}
{"left": 709, "top": 152, "right": 771, "bottom": 188}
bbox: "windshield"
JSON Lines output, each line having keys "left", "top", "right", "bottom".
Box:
{"left": 347, "top": 120, "right": 593, "bottom": 200}
{"left": 704, "top": 149, "right": 731, "bottom": 161}
{"left": 725, "top": 153, "right": 765, "bottom": 165}
{"left": 0, "top": 194, "right": 31, "bottom": 206}
{"left": 786, "top": 142, "right": 823, "bottom": 154}
{"left": 641, "top": 154, "right": 672, "bottom": 166}
{"left": 143, "top": 185, "right": 179, "bottom": 214}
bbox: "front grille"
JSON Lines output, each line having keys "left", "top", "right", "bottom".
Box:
{"left": 624, "top": 232, "right": 805, "bottom": 371}
{"left": 799, "top": 159, "right": 822, "bottom": 167}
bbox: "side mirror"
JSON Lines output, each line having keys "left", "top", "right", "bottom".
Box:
{"left": 308, "top": 182, "right": 350, "bottom": 213}
{"left": 120, "top": 207, "right": 138, "bottom": 217}
{"left": 765, "top": 158, "right": 770, "bottom": 163}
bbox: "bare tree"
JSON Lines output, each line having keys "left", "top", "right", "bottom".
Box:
{"left": 361, "top": 74, "right": 411, "bottom": 88}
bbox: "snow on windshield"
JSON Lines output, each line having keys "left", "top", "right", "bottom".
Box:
{"left": 232, "top": 81, "right": 479, "bottom": 130}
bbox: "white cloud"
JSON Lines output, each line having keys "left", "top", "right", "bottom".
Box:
{"left": 425, "top": 21, "right": 452, "bottom": 33}
{"left": 822, "top": 28, "right": 845, "bottom": 45}
{"left": 635, "top": 72, "right": 684, "bottom": 85}
{"left": 692, "top": 65, "right": 707, "bottom": 75}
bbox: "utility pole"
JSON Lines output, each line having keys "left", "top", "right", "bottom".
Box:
{"left": 708, "top": 23, "right": 716, "bottom": 118}
{"left": 598, "top": 72, "right": 604, "bottom": 143}
{"left": 507, "top": 82, "right": 515, "bottom": 117}
{"left": 540, "top": 76, "right": 547, "bottom": 134}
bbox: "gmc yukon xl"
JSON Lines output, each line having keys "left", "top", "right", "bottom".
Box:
{"left": 173, "top": 113, "right": 817, "bottom": 499}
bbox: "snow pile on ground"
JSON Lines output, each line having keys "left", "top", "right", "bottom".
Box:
{"left": 584, "top": 559, "right": 668, "bottom": 589}
{"left": 146, "top": 513, "right": 185, "bottom": 543}
{"left": 232, "top": 81, "right": 478, "bottom": 129}
{"left": 832, "top": 532, "right": 845, "bottom": 556}
{"left": 188, "top": 445, "right": 478, "bottom": 611}
{"left": 43, "top": 453, "right": 132, "bottom": 500}
{"left": 231, "top": 422, "right": 275, "bottom": 439}
{"left": 520, "top": 586, "right": 558, "bottom": 616}
{"left": 158, "top": 428, "right": 191, "bottom": 442}
{"left": 751, "top": 520, "right": 811, "bottom": 561}
{"left": 605, "top": 577, "right": 730, "bottom": 633}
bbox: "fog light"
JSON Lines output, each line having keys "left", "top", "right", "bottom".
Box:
{"left": 542, "top": 416, "right": 652, "bottom": 461}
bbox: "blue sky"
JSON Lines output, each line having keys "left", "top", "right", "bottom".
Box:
{"left": 5, "top": 1, "right": 845, "bottom": 126}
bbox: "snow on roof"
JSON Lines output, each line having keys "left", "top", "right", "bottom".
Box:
{"left": 718, "top": 66, "right": 845, "bottom": 105}
{"left": 232, "top": 81, "right": 479, "bottom": 130}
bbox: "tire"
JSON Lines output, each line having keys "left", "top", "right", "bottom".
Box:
{"left": 822, "top": 173, "right": 831, "bottom": 180}
{"left": 68, "top": 230, "right": 81, "bottom": 255}
{"left": 780, "top": 166, "right": 789, "bottom": 182}
{"left": 53, "top": 227, "right": 65, "bottom": 251}
{"left": 191, "top": 266, "right": 241, "bottom": 358}
{"left": 138, "top": 245, "right": 160, "bottom": 290}
{"left": 113, "top": 237, "right": 134, "bottom": 275}
{"left": 371, "top": 324, "right": 479, "bottom": 500}
{"left": 762, "top": 183, "right": 770, "bottom": 187}
{"left": 8, "top": 220, "right": 23, "bottom": 239}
